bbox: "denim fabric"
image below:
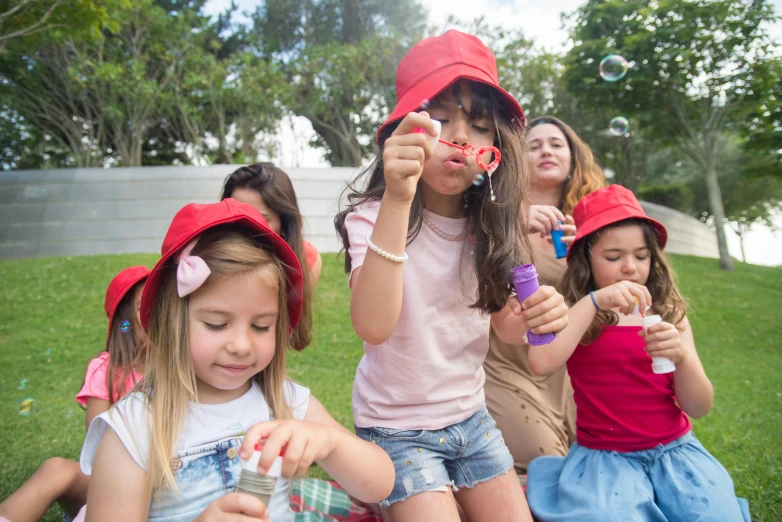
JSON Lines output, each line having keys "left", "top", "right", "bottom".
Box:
{"left": 356, "top": 405, "right": 514, "bottom": 507}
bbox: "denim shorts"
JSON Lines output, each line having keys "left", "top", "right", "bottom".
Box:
{"left": 355, "top": 405, "right": 514, "bottom": 507}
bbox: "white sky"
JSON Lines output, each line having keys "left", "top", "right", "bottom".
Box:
{"left": 205, "top": 0, "right": 782, "bottom": 266}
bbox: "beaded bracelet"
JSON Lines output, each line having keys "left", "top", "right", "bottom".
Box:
{"left": 589, "top": 291, "right": 601, "bottom": 311}
{"left": 366, "top": 235, "right": 408, "bottom": 263}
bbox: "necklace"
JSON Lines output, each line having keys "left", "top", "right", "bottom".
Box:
{"left": 423, "top": 215, "right": 467, "bottom": 242}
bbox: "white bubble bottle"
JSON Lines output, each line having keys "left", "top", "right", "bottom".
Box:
{"left": 642, "top": 315, "right": 676, "bottom": 374}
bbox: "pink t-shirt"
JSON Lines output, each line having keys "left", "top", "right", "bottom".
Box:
{"left": 75, "top": 352, "right": 142, "bottom": 406}
{"left": 346, "top": 201, "right": 489, "bottom": 430}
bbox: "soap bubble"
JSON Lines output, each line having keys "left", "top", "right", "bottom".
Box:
{"left": 45, "top": 348, "right": 52, "bottom": 356}
{"left": 120, "top": 320, "right": 131, "bottom": 333}
{"left": 18, "top": 379, "right": 28, "bottom": 390}
{"left": 472, "top": 173, "right": 485, "bottom": 186}
{"left": 599, "top": 55, "right": 629, "bottom": 82}
{"left": 604, "top": 168, "right": 616, "bottom": 179}
{"left": 420, "top": 98, "right": 430, "bottom": 110}
{"left": 609, "top": 117, "right": 630, "bottom": 136}
{"left": 17, "top": 398, "right": 35, "bottom": 416}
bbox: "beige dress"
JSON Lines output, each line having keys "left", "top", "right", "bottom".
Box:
{"left": 484, "top": 241, "right": 577, "bottom": 475}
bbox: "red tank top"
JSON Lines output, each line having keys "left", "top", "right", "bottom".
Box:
{"left": 567, "top": 326, "right": 691, "bottom": 452}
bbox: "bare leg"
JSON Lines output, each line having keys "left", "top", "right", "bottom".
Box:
{"left": 454, "top": 470, "right": 532, "bottom": 522}
{"left": 381, "top": 489, "right": 461, "bottom": 522}
{"left": 0, "top": 458, "right": 87, "bottom": 522}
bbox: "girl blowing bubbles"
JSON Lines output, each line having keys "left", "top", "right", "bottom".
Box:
{"left": 335, "top": 30, "right": 568, "bottom": 522}
{"left": 80, "top": 199, "right": 394, "bottom": 522}
{"left": 526, "top": 185, "right": 750, "bottom": 522}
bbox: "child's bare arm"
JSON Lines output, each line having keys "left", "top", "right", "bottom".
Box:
{"left": 645, "top": 316, "right": 713, "bottom": 418}
{"left": 349, "top": 112, "right": 437, "bottom": 345}
{"left": 85, "top": 397, "right": 110, "bottom": 431}
{"left": 526, "top": 295, "right": 598, "bottom": 376}
{"left": 86, "top": 428, "right": 150, "bottom": 522}
{"left": 239, "top": 397, "right": 395, "bottom": 504}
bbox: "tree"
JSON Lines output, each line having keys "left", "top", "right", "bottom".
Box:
{"left": 563, "top": 0, "right": 779, "bottom": 271}
{"left": 0, "top": 0, "right": 117, "bottom": 54}
{"left": 249, "top": 0, "right": 427, "bottom": 166}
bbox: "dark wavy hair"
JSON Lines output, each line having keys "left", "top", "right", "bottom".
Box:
{"left": 221, "top": 163, "right": 312, "bottom": 350}
{"left": 527, "top": 116, "right": 606, "bottom": 215}
{"left": 334, "top": 81, "right": 532, "bottom": 313}
{"left": 560, "top": 218, "right": 687, "bottom": 344}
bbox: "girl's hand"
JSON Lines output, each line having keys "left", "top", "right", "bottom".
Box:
{"left": 528, "top": 205, "right": 566, "bottom": 236}
{"left": 383, "top": 112, "right": 438, "bottom": 204}
{"left": 240, "top": 420, "right": 336, "bottom": 479}
{"left": 642, "top": 321, "right": 686, "bottom": 364}
{"left": 510, "top": 286, "right": 569, "bottom": 335}
{"left": 544, "top": 214, "right": 577, "bottom": 246}
{"left": 593, "top": 281, "right": 652, "bottom": 315}
{"left": 194, "top": 493, "right": 269, "bottom": 522}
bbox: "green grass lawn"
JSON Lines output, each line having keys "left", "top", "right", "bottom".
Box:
{"left": 1, "top": 253, "right": 780, "bottom": 520}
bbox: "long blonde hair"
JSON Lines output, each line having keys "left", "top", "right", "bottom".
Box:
{"left": 527, "top": 116, "right": 606, "bottom": 215}
{"left": 141, "top": 225, "right": 293, "bottom": 493}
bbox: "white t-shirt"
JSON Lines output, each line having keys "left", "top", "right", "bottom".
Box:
{"left": 81, "top": 380, "right": 310, "bottom": 522}
{"left": 346, "top": 201, "right": 490, "bottom": 430}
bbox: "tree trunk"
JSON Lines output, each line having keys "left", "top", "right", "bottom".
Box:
{"left": 309, "top": 118, "right": 362, "bottom": 167}
{"left": 738, "top": 233, "right": 746, "bottom": 264}
{"left": 705, "top": 161, "right": 735, "bottom": 271}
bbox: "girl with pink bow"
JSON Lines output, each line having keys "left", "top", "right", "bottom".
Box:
{"left": 77, "top": 199, "right": 394, "bottom": 522}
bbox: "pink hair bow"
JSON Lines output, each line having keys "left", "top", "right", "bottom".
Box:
{"left": 176, "top": 238, "right": 211, "bottom": 297}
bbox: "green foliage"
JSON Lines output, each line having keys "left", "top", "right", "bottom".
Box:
{"left": 249, "top": 0, "right": 428, "bottom": 166}
{"left": 638, "top": 182, "right": 694, "bottom": 213}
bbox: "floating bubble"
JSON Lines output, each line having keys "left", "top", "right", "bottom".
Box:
{"left": 609, "top": 117, "right": 630, "bottom": 136}
{"left": 45, "top": 348, "right": 52, "bottom": 356}
{"left": 18, "top": 379, "right": 28, "bottom": 390}
{"left": 599, "top": 55, "right": 629, "bottom": 82}
{"left": 120, "top": 320, "right": 131, "bottom": 333}
{"left": 420, "top": 98, "right": 430, "bottom": 110}
{"left": 17, "top": 397, "right": 35, "bottom": 416}
{"left": 472, "top": 173, "right": 485, "bottom": 186}
{"left": 604, "top": 168, "right": 616, "bottom": 179}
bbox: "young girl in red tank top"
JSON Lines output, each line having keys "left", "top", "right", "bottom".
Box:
{"left": 525, "top": 185, "right": 749, "bottom": 522}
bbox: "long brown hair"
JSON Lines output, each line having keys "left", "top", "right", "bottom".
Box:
{"left": 560, "top": 218, "right": 687, "bottom": 345}
{"left": 527, "top": 116, "right": 606, "bottom": 215}
{"left": 141, "top": 225, "right": 293, "bottom": 493}
{"left": 335, "top": 80, "right": 532, "bottom": 313}
{"left": 221, "top": 163, "right": 312, "bottom": 351}
{"left": 104, "top": 280, "right": 147, "bottom": 404}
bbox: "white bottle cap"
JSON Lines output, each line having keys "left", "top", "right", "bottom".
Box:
{"left": 241, "top": 450, "right": 284, "bottom": 478}
{"left": 642, "top": 315, "right": 676, "bottom": 374}
{"left": 429, "top": 120, "right": 441, "bottom": 150}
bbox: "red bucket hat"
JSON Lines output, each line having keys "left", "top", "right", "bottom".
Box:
{"left": 377, "top": 30, "right": 525, "bottom": 141}
{"left": 140, "top": 198, "right": 303, "bottom": 330}
{"left": 569, "top": 184, "right": 667, "bottom": 261}
{"left": 104, "top": 265, "right": 150, "bottom": 347}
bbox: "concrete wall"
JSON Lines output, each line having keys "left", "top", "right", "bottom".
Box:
{"left": 0, "top": 166, "right": 718, "bottom": 260}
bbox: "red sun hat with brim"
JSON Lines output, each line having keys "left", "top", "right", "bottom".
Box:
{"left": 568, "top": 184, "right": 668, "bottom": 261}
{"left": 377, "top": 30, "right": 526, "bottom": 142}
{"left": 139, "top": 198, "right": 304, "bottom": 331}
{"left": 104, "top": 265, "right": 150, "bottom": 347}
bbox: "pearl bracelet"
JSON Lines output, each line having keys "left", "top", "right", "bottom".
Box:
{"left": 366, "top": 235, "right": 408, "bottom": 263}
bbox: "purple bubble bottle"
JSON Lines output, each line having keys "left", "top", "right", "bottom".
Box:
{"left": 510, "top": 264, "right": 557, "bottom": 346}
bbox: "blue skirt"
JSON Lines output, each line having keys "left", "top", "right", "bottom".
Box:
{"left": 527, "top": 431, "right": 750, "bottom": 522}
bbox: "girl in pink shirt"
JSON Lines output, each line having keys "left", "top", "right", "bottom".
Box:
{"left": 335, "top": 31, "right": 569, "bottom": 522}
{"left": 0, "top": 266, "right": 150, "bottom": 522}
{"left": 525, "top": 185, "right": 749, "bottom": 521}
